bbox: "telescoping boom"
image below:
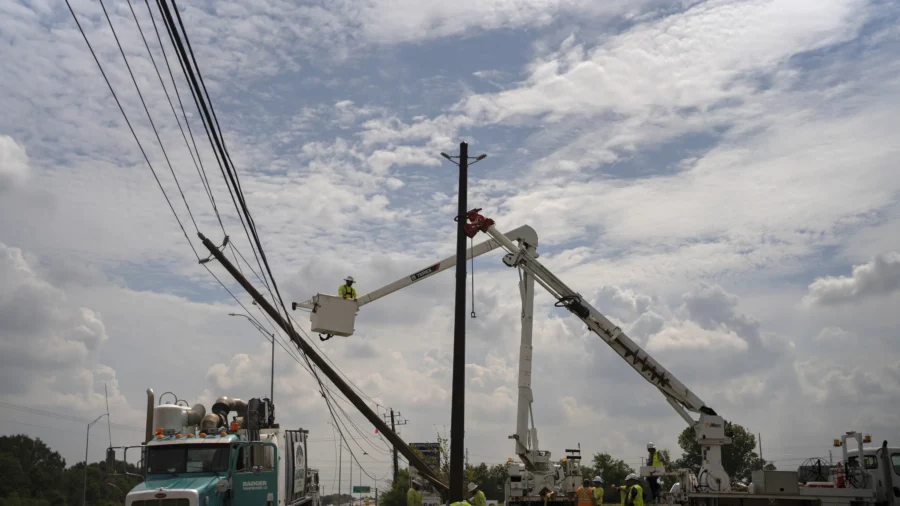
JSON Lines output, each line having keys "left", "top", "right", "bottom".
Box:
{"left": 459, "top": 209, "right": 733, "bottom": 491}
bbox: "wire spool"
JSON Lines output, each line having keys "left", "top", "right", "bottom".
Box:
{"left": 797, "top": 458, "right": 832, "bottom": 483}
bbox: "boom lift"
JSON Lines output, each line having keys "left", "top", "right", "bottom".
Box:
{"left": 294, "top": 226, "right": 585, "bottom": 505}
{"left": 294, "top": 210, "right": 732, "bottom": 495}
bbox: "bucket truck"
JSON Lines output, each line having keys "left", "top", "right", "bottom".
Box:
{"left": 294, "top": 209, "right": 898, "bottom": 506}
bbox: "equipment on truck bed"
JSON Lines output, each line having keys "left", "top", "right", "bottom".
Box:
{"left": 110, "top": 388, "right": 321, "bottom": 506}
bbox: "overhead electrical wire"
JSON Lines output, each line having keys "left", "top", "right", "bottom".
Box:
{"left": 129, "top": 0, "right": 225, "bottom": 234}
{"left": 97, "top": 0, "right": 200, "bottom": 235}
{"left": 64, "top": 0, "right": 199, "bottom": 261}
{"left": 67, "top": 0, "right": 393, "bottom": 485}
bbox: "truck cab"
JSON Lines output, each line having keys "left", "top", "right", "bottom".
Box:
{"left": 845, "top": 443, "right": 900, "bottom": 505}
{"left": 119, "top": 390, "right": 321, "bottom": 506}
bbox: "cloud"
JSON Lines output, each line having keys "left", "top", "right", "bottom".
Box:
{"left": 0, "top": 135, "right": 29, "bottom": 192}
{"left": 0, "top": 243, "right": 139, "bottom": 430}
{"left": 805, "top": 252, "right": 900, "bottom": 305}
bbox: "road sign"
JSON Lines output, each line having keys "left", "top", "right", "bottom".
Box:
{"left": 365, "top": 499, "right": 370, "bottom": 505}
{"left": 353, "top": 486, "right": 371, "bottom": 493}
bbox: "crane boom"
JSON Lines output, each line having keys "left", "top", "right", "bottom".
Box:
{"left": 462, "top": 209, "right": 733, "bottom": 491}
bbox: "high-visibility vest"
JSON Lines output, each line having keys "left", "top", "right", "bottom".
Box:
{"left": 626, "top": 485, "right": 644, "bottom": 506}
{"left": 339, "top": 284, "right": 357, "bottom": 299}
{"left": 594, "top": 487, "right": 604, "bottom": 504}
{"left": 450, "top": 502, "right": 472, "bottom": 506}
{"left": 576, "top": 486, "right": 594, "bottom": 506}
{"left": 650, "top": 450, "right": 664, "bottom": 467}
{"left": 619, "top": 486, "right": 627, "bottom": 506}
{"left": 407, "top": 489, "right": 422, "bottom": 506}
{"left": 473, "top": 490, "right": 487, "bottom": 506}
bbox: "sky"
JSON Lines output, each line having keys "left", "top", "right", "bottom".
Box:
{"left": 2, "top": 0, "right": 900, "bottom": 495}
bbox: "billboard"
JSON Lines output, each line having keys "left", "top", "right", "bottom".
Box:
{"left": 409, "top": 442, "right": 440, "bottom": 471}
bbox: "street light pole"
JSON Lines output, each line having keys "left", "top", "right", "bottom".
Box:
{"left": 439, "top": 143, "right": 486, "bottom": 502}
{"left": 84, "top": 413, "right": 108, "bottom": 506}
{"left": 229, "top": 312, "right": 275, "bottom": 403}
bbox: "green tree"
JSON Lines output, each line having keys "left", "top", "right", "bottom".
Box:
{"left": 380, "top": 468, "right": 411, "bottom": 506}
{"left": 671, "top": 421, "right": 765, "bottom": 482}
{"left": 0, "top": 435, "right": 65, "bottom": 501}
{"left": 589, "top": 453, "right": 634, "bottom": 489}
{"left": 466, "top": 463, "right": 507, "bottom": 501}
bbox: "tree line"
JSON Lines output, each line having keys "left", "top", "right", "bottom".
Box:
{"left": 0, "top": 435, "right": 141, "bottom": 506}
{"left": 0, "top": 420, "right": 773, "bottom": 506}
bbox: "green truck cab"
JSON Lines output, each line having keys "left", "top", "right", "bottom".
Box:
{"left": 116, "top": 389, "right": 320, "bottom": 506}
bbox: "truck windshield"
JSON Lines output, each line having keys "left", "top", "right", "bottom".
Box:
{"left": 147, "top": 444, "right": 230, "bottom": 474}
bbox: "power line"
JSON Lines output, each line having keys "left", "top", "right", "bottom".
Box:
{"left": 97, "top": 0, "right": 200, "bottom": 234}
{"left": 64, "top": 0, "right": 200, "bottom": 261}
{"left": 0, "top": 401, "right": 143, "bottom": 432}
{"left": 128, "top": 0, "right": 225, "bottom": 234}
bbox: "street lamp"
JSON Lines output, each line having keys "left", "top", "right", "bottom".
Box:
{"left": 438, "top": 142, "right": 487, "bottom": 502}
{"left": 229, "top": 313, "right": 275, "bottom": 404}
{"left": 84, "top": 413, "right": 108, "bottom": 506}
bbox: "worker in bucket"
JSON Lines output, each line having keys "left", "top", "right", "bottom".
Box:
{"left": 576, "top": 478, "right": 598, "bottom": 506}
{"left": 408, "top": 477, "right": 423, "bottom": 506}
{"left": 339, "top": 276, "right": 358, "bottom": 301}
{"left": 468, "top": 482, "right": 487, "bottom": 506}
{"left": 592, "top": 476, "right": 605, "bottom": 506}
{"left": 646, "top": 443, "right": 666, "bottom": 504}
{"left": 624, "top": 474, "right": 643, "bottom": 506}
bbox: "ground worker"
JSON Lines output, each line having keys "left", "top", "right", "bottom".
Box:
{"left": 408, "top": 478, "right": 423, "bottom": 506}
{"left": 617, "top": 484, "right": 626, "bottom": 506}
{"left": 592, "top": 476, "right": 605, "bottom": 506}
{"left": 624, "top": 474, "right": 643, "bottom": 506}
{"left": 576, "top": 479, "right": 597, "bottom": 506}
{"left": 339, "top": 276, "right": 358, "bottom": 300}
{"left": 647, "top": 443, "right": 666, "bottom": 504}
{"left": 468, "top": 482, "right": 487, "bottom": 506}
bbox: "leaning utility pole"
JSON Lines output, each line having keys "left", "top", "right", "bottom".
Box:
{"left": 198, "top": 233, "right": 447, "bottom": 492}
{"left": 383, "top": 409, "right": 407, "bottom": 483}
{"left": 439, "top": 143, "right": 487, "bottom": 502}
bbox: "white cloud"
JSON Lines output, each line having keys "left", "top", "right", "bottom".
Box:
{"left": 0, "top": 135, "right": 29, "bottom": 192}
{"left": 646, "top": 320, "right": 748, "bottom": 353}
{"left": 3, "top": 0, "right": 900, "bottom": 481}
{"left": 805, "top": 252, "right": 900, "bottom": 305}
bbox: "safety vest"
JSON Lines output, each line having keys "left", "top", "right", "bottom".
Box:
{"left": 339, "top": 284, "right": 357, "bottom": 299}
{"left": 626, "top": 484, "right": 644, "bottom": 506}
{"left": 576, "top": 486, "right": 594, "bottom": 506}
{"left": 407, "top": 488, "right": 423, "bottom": 506}
{"left": 650, "top": 449, "right": 664, "bottom": 467}
{"left": 473, "top": 490, "right": 487, "bottom": 506}
{"left": 594, "top": 486, "right": 604, "bottom": 504}
{"left": 450, "top": 502, "right": 472, "bottom": 506}
{"left": 619, "top": 486, "right": 627, "bottom": 506}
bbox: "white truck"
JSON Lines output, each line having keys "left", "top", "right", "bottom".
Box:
{"left": 294, "top": 208, "right": 898, "bottom": 506}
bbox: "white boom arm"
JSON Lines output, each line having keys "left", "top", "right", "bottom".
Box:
{"left": 292, "top": 226, "right": 538, "bottom": 310}
{"left": 463, "top": 211, "right": 732, "bottom": 491}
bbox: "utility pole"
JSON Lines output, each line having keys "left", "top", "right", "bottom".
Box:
{"left": 758, "top": 433, "right": 764, "bottom": 466}
{"left": 339, "top": 438, "right": 343, "bottom": 503}
{"left": 440, "top": 143, "right": 487, "bottom": 502}
{"left": 383, "top": 409, "right": 407, "bottom": 483}
{"left": 84, "top": 413, "right": 108, "bottom": 506}
{"left": 199, "top": 232, "right": 447, "bottom": 492}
